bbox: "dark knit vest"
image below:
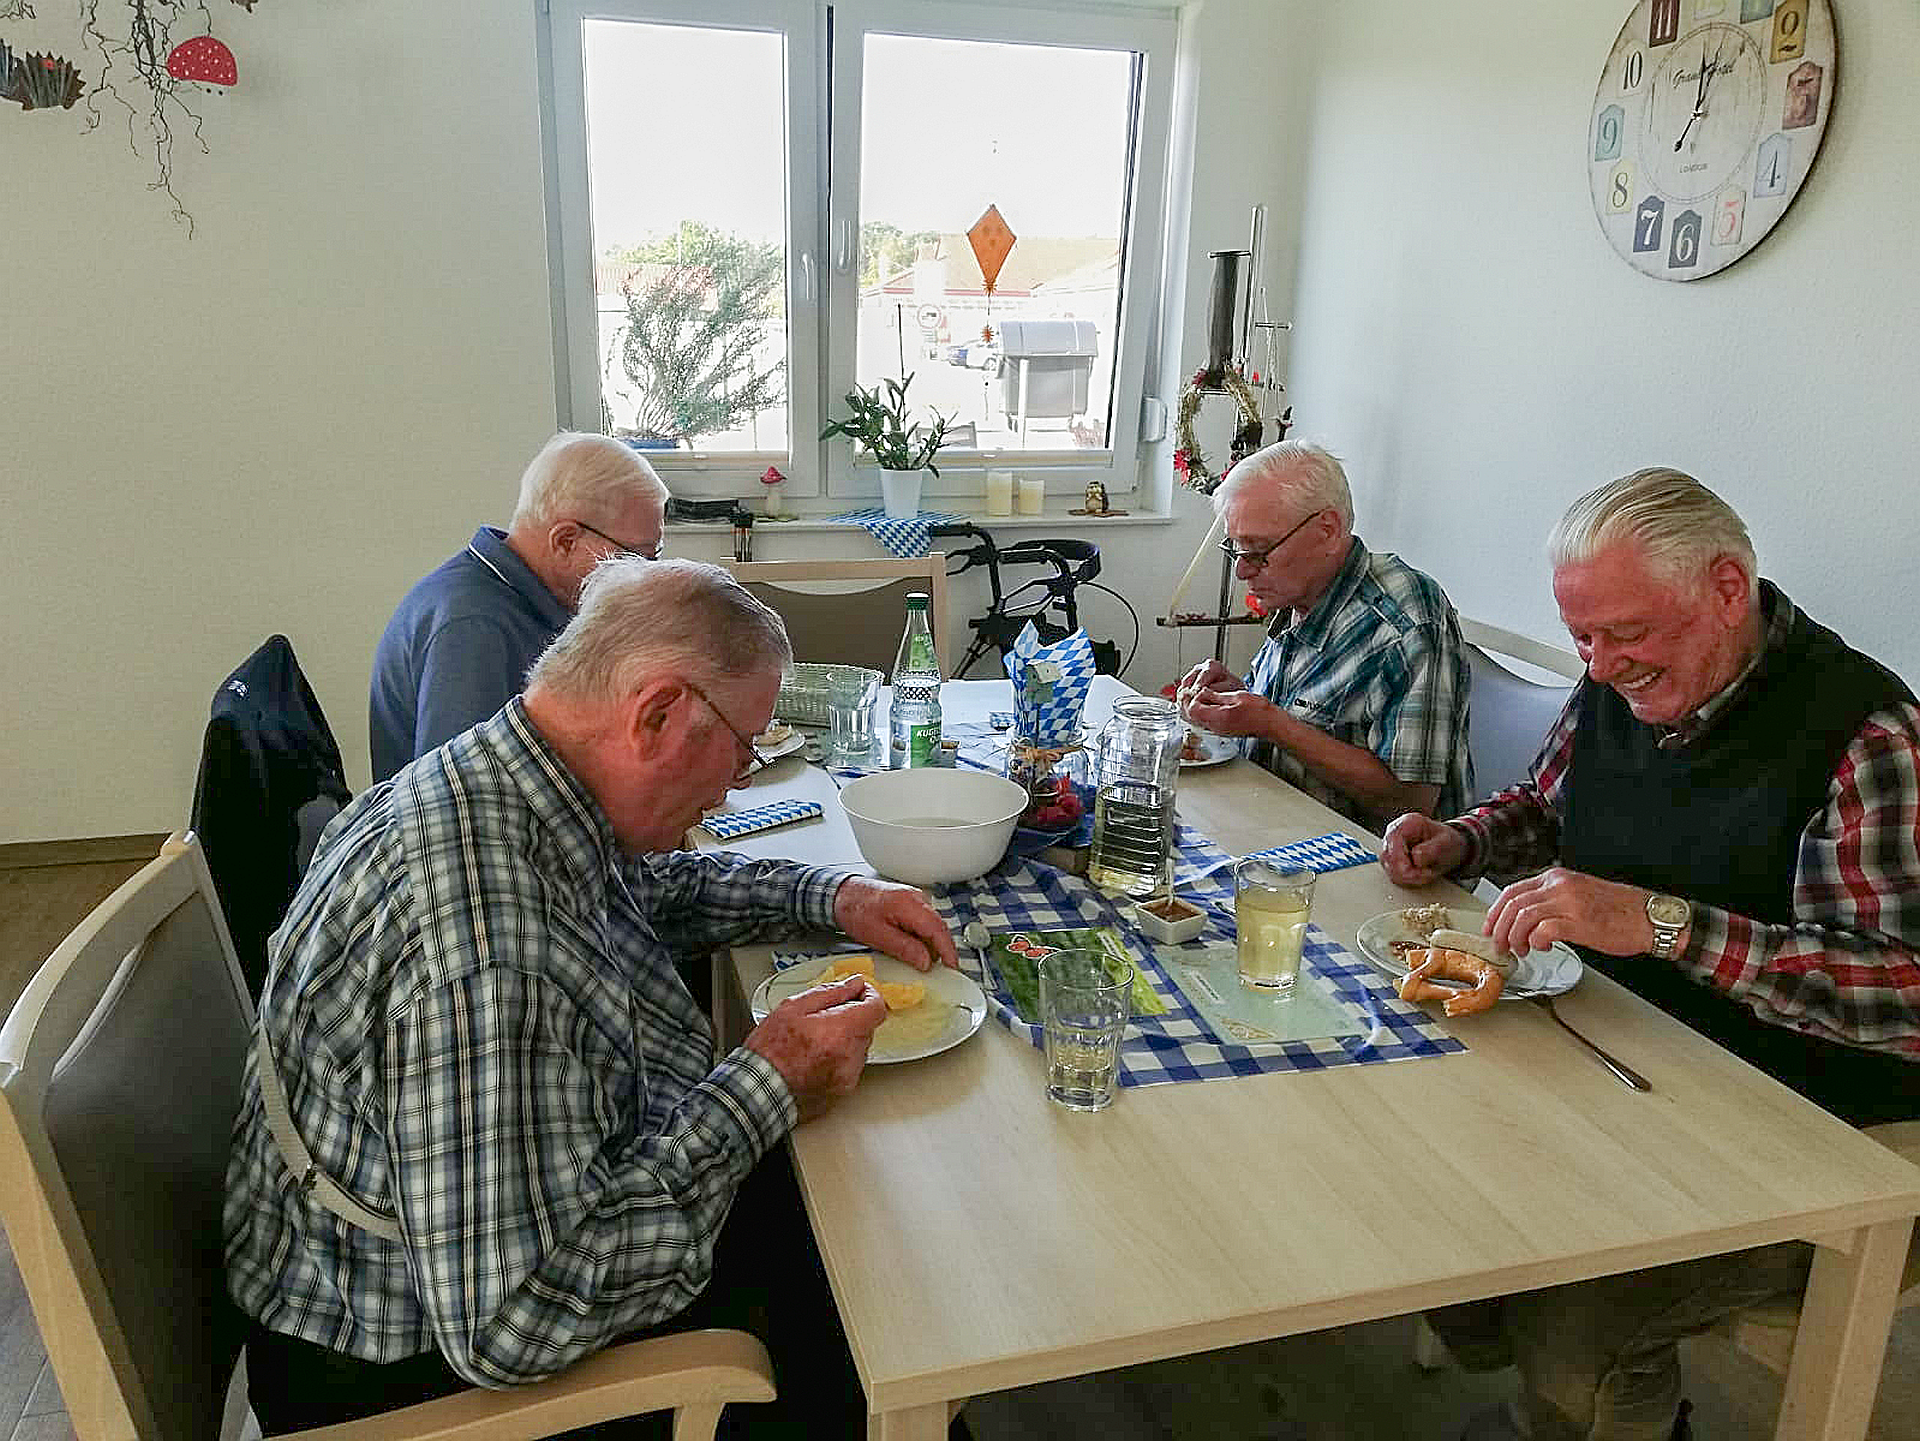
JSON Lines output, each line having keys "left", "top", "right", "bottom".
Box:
{"left": 1562, "top": 585, "right": 1917, "bottom": 1126}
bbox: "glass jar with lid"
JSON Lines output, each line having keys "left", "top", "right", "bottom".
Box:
{"left": 1087, "top": 696, "right": 1183, "bottom": 898}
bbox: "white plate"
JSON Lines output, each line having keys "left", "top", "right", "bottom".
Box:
{"left": 750, "top": 954, "right": 988, "bottom": 1063}
{"left": 1179, "top": 732, "right": 1241, "bottom": 769}
{"left": 1353, "top": 910, "right": 1583, "bottom": 1000}
{"left": 752, "top": 728, "right": 808, "bottom": 764}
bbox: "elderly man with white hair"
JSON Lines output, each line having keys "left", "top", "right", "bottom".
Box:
{"left": 1176, "top": 439, "right": 1473, "bottom": 828}
{"left": 370, "top": 430, "right": 670, "bottom": 782}
{"left": 233, "top": 558, "right": 957, "bottom": 1436}
{"left": 1383, "top": 468, "right": 1920, "bottom": 1441}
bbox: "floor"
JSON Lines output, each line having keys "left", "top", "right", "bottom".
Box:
{"left": 2, "top": 858, "right": 1915, "bottom": 1441}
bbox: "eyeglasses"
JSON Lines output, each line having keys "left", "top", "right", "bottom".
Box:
{"left": 1218, "top": 509, "right": 1323, "bottom": 570}
{"left": 682, "top": 679, "right": 772, "bottom": 783}
{"left": 574, "top": 519, "right": 663, "bottom": 562}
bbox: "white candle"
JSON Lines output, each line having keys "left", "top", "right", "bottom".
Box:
{"left": 1016, "top": 475, "right": 1045, "bottom": 515}
{"left": 985, "top": 470, "right": 1014, "bottom": 516}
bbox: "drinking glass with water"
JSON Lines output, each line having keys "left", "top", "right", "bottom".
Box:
{"left": 1038, "top": 947, "right": 1134, "bottom": 1111}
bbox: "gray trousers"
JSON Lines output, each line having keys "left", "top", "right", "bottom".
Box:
{"left": 1426, "top": 1241, "right": 1813, "bottom": 1441}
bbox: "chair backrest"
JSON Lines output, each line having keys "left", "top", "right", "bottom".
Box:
{"left": 190, "top": 635, "right": 351, "bottom": 999}
{"left": 1458, "top": 619, "right": 1585, "bottom": 804}
{"left": 723, "top": 555, "right": 951, "bottom": 677}
{"left": 0, "top": 833, "right": 254, "bottom": 1441}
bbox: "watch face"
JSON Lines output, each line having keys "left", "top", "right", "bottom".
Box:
{"left": 1647, "top": 894, "right": 1691, "bottom": 927}
{"left": 1589, "top": 0, "right": 1836, "bottom": 280}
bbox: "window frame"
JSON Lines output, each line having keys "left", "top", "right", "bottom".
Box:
{"left": 540, "top": 0, "right": 1177, "bottom": 505}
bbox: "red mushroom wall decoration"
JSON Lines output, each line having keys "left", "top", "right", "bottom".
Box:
{"left": 165, "top": 35, "right": 236, "bottom": 90}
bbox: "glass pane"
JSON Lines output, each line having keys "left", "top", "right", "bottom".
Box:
{"left": 856, "top": 35, "right": 1136, "bottom": 455}
{"left": 581, "top": 20, "right": 789, "bottom": 453}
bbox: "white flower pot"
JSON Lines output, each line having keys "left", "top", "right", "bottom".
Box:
{"left": 879, "top": 467, "right": 924, "bottom": 520}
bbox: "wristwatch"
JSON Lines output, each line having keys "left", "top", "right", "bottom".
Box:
{"left": 1645, "top": 893, "right": 1692, "bottom": 960}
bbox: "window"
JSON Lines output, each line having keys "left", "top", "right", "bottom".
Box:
{"left": 543, "top": 0, "right": 1177, "bottom": 504}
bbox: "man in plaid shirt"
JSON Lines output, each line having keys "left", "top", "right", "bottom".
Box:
{"left": 228, "top": 558, "right": 957, "bottom": 1436}
{"left": 1384, "top": 470, "right": 1919, "bottom": 1441}
{"left": 1177, "top": 440, "right": 1472, "bottom": 829}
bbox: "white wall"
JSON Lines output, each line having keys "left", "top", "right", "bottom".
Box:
{"left": 1286, "top": 0, "right": 1920, "bottom": 688}
{"left": 0, "top": 0, "right": 1316, "bottom": 843}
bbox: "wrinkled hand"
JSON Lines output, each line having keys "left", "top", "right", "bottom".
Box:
{"left": 1381, "top": 813, "right": 1469, "bottom": 887}
{"left": 1487, "top": 867, "right": 1655, "bottom": 958}
{"left": 1183, "top": 684, "right": 1277, "bottom": 742}
{"left": 1176, "top": 659, "right": 1241, "bottom": 717}
{"left": 744, "top": 977, "right": 888, "bottom": 1122}
{"left": 832, "top": 876, "right": 958, "bottom": 971}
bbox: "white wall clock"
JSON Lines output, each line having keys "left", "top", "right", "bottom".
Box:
{"left": 1589, "top": 0, "right": 1837, "bottom": 280}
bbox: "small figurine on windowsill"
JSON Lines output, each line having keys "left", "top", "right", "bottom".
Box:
{"left": 1070, "top": 478, "right": 1127, "bottom": 517}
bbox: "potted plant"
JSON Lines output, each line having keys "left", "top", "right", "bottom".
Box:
{"left": 821, "top": 373, "right": 951, "bottom": 519}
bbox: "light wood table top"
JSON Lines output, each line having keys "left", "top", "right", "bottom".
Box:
{"left": 712, "top": 679, "right": 1920, "bottom": 1440}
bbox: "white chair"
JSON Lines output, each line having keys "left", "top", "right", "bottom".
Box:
{"left": 0, "top": 832, "right": 774, "bottom": 1441}
{"left": 724, "top": 554, "right": 951, "bottom": 675}
{"left": 1459, "top": 618, "right": 1585, "bottom": 803}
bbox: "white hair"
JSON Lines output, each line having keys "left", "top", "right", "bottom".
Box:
{"left": 526, "top": 558, "right": 791, "bottom": 708}
{"left": 1212, "top": 439, "right": 1354, "bottom": 527}
{"left": 510, "top": 432, "right": 668, "bottom": 531}
{"left": 1548, "top": 467, "right": 1758, "bottom": 598}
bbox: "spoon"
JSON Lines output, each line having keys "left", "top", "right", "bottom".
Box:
{"left": 961, "top": 920, "right": 997, "bottom": 993}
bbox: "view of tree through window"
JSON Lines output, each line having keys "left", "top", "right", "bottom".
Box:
{"left": 580, "top": 20, "right": 790, "bottom": 452}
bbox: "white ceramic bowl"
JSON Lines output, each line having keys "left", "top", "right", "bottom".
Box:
{"left": 837, "top": 769, "right": 1028, "bottom": 886}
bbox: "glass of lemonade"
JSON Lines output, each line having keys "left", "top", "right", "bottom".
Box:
{"left": 1037, "top": 947, "right": 1134, "bottom": 1111}
{"left": 1234, "top": 858, "right": 1315, "bottom": 995}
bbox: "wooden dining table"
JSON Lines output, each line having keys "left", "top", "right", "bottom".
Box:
{"left": 706, "top": 677, "right": 1920, "bottom": 1441}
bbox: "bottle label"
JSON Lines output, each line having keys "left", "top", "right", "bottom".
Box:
{"left": 907, "top": 720, "right": 940, "bottom": 767}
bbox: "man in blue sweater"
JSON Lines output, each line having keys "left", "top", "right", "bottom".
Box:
{"left": 369, "top": 431, "right": 668, "bottom": 782}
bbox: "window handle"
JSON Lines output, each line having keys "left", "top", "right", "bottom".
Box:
{"left": 797, "top": 251, "right": 815, "bottom": 303}
{"left": 832, "top": 218, "right": 853, "bottom": 272}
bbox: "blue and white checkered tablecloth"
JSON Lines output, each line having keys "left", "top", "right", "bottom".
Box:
{"left": 776, "top": 826, "right": 1463, "bottom": 1088}
{"left": 823, "top": 508, "right": 970, "bottom": 559}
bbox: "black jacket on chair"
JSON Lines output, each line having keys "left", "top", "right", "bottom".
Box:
{"left": 190, "top": 636, "right": 351, "bottom": 999}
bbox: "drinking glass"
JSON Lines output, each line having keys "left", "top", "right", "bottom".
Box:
{"left": 826, "top": 666, "right": 881, "bottom": 764}
{"left": 1234, "top": 858, "right": 1315, "bottom": 995}
{"left": 1037, "top": 947, "right": 1133, "bottom": 1111}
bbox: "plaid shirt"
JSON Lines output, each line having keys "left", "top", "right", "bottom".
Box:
{"left": 1243, "top": 538, "right": 1473, "bottom": 824}
{"left": 225, "top": 699, "right": 847, "bottom": 1387}
{"left": 1450, "top": 593, "right": 1920, "bottom": 1059}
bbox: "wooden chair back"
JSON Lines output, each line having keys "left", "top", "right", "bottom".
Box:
{"left": 724, "top": 555, "right": 951, "bottom": 676}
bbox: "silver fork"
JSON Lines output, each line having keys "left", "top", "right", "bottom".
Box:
{"left": 1530, "top": 995, "right": 1651, "bottom": 1091}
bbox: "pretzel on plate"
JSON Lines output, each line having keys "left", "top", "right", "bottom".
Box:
{"left": 1397, "top": 947, "right": 1506, "bottom": 1016}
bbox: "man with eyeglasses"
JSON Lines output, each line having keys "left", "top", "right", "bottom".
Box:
{"left": 1176, "top": 440, "right": 1472, "bottom": 828}
{"left": 370, "top": 430, "right": 669, "bottom": 782}
{"left": 232, "top": 557, "right": 959, "bottom": 1437}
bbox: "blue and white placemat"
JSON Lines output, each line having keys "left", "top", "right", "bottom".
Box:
{"left": 697, "top": 799, "right": 824, "bottom": 841}
{"left": 1176, "top": 830, "right": 1378, "bottom": 886}
{"left": 775, "top": 830, "right": 1461, "bottom": 1088}
{"left": 823, "top": 508, "right": 970, "bottom": 559}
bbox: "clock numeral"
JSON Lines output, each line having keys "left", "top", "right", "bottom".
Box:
{"left": 1608, "top": 163, "right": 1636, "bottom": 213}
{"left": 1740, "top": 0, "right": 1776, "bottom": 21}
{"left": 1649, "top": 0, "right": 1680, "bottom": 47}
{"left": 1634, "top": 195, "right": 1666, "bottom": 252}
{"left": 1622, "top": 49, "right": 1645, "bottom": 92}
{"left": 1753, "top": 134, "right": 1790, "bottom": 195}
{"left": 1667, "top": 210, "right": 1703, "bottom": 269}
{"left": 1712, "top": 190, "right": 1746, "bottom": 246}
{"left": 1770, "top": 0, "right": 1808, "bottom": 62}
{"left": 1783, "top": 61, "right": 1823, "bottom": 128}
{"left": 1594, "top": 105, "right": 1624, "bottom": 161}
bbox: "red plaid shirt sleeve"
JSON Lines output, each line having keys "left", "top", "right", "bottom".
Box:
{"left": 1447, "top": 687, "right": 1583, "bottom": 881}
{"left": 1675, "top": 704, "right": 1920, "bottom": 1057}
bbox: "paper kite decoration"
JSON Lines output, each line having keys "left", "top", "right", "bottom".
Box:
{"left": 967, "top": 204, "right": 1016, "bottom": 346}
{"left": 2, "top": 48, "right": 83, "bottom": 110}
{"left": 166, "top": 35, "right": 237, "bottom": 89}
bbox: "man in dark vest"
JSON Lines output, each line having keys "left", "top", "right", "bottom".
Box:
{"left": 1381, "top": 468, "right": 1919, "bottom": 1441}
